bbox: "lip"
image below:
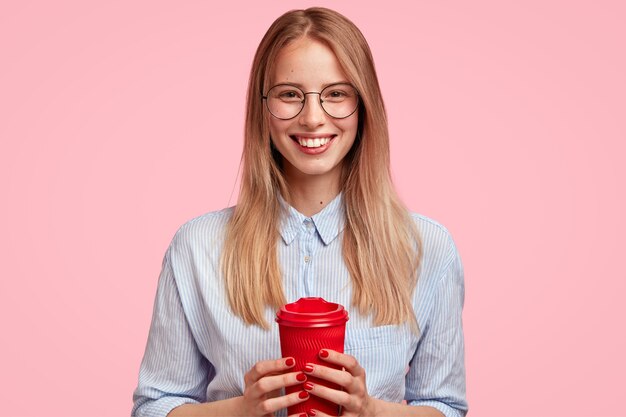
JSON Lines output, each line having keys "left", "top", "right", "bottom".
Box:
{"left": 289, "top": 134, "right": 337, "bottom": 154}
{"left": 290, "top": 133, "right": 336, "bottom": 139}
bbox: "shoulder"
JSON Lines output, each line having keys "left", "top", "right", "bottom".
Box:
{"left": 410, "top": 213, "right": 457, "bottom": 255}
{"left": 169, "top": 206, "right": 235, "bottom": 254}
{"left": 408, "top": 213, "right": 465, "bottom": 327}
{"left": 409, "top": 212, "right": 462, "bottom": 279}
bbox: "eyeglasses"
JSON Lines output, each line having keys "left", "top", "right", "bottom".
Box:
{"left": 262, "top": 83, "right": 359, "bottom": 120}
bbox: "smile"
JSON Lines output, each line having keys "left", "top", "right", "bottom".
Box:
{"left": 290, "top": 135, "right": 336, "bottom": 148}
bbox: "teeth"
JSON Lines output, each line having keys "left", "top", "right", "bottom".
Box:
{"left": 297, "top": 137, "right": 331, "bottom": 148}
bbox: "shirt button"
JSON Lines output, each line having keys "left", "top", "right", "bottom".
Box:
{"left": 304, "top": 256, "right": 310, "bottom": 263}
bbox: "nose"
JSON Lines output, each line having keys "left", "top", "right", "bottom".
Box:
{"left": 298, "top": 93, "right": 325, "bottom": 128}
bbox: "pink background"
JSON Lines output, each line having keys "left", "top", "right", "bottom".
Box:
{"left": 1, "top": 1, "right": 624, "bottom": 416}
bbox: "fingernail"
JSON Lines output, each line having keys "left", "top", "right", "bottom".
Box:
{"left": 285, "top": 357, "right": 295, "bottom": 367}
{"left": 319, "top": 349, "right": 329, "bottom": 358}
{"left": 304, "top": 382, "right": 314, "bottom": 391}
{"left": 308, "top": 410, "right": 317, "bottom": 416}
{"left": 298, "top": 391, "right": 309, "bottom": 400}
{"left": 299, "top": 414, "right": 307, "bottom": 417}
{"left": 296, "top": 372, "right": 307, "bottom": 382}
{"left": 304, "top": 364, "right": 314, "bottom": 373}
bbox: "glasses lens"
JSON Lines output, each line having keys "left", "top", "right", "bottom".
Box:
{"left": 320, "top": 83, "right": 359, "bottom": 118}
{"left": 266, "top": 85, "right": 304, "bottom": 119}
{"left": 264, "top": 83, "right": 359, "bottom": 119}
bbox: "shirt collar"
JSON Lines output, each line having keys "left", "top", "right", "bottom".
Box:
{"left": 279, "top": 193, "right": 345, "bottom": 246}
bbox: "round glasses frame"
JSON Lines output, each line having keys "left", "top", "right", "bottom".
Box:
{"left": 261, "top": 82, "right": 360, "bottom": 120}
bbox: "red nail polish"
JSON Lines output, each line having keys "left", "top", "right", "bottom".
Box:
{"left": 304, "top": 382, "right": 314, "bottom": 391}
{"left": 298, "top": 391, "right": 309, "bottom": 400}
{"left": 304, "top": 364, "right": 314, "bottom": 373}
{"left": 299, "top": 414, "right": 307, "bottom": 417}
{"left": 296, "top": 372, "right": 307, "bottom": 382}
{"left": 319, "top": 349, "right": 329, "bottom": 358}
{"left": 308, "top": 409, "right": 317, "bottom": 416}
{"left": 285, "top": 358, "right": 295, "bottom": 367}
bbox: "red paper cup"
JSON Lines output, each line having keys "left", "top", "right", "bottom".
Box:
{"left": 276, "top": 297, "right": 349, "bottom": 416}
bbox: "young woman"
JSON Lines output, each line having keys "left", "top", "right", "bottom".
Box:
{"left": 132, "top": 7, "right": 467, "bottom": 417}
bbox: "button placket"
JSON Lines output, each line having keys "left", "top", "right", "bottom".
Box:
{"left": 303, "top": 218, "right": 315, "bottom": 296}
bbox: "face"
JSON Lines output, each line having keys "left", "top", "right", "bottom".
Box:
{"left": 267, "top": 38, "right": 358, "bottom": 188}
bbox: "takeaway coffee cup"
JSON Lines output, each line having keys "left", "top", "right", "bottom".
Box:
{"left": 276, "top": 297, "right": 349, "bottom": 416}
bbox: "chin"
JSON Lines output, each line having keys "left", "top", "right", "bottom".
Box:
{"left": 293, "top": 162, "right": 340, "bottom": 178}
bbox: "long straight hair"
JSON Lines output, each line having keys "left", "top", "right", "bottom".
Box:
{"left": 221, "top": 7, "right": 422, "bottom": 329}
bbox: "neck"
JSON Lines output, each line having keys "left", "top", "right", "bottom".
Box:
{"left": 284, "top": 171, "right": 342, "bottom": 217}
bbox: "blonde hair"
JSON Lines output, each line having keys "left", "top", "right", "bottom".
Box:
{"left": 222, "top": 7, "right": 422, "bottom": 329}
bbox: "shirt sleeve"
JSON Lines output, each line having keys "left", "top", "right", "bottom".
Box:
{"left": 405, "top": 238, "right": 468, "bottom": 417}
{"left": 132, "top": 243, "right": 214, "bottom": 417}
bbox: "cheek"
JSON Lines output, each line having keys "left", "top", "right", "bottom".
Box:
{"left": 268, "top": 118, "right": 287, "bottom": 141}
{"left": 338, "top": 114, "right": 359, "bottom": 135}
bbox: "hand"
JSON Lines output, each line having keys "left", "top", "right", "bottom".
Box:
{"left": 301, "top": 349, "right": 376, "bottom": 417}
{"left": 241, "top": 356, "right": 311, "bottom": 417}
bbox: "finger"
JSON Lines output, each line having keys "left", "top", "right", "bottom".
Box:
{"left": 302, "top": 381, "right": 355, "bottom": 410}
{"left": 302, "top": 409, "right": 334, "bottom": 417}
{"left": 249, "top": 371, "right": 308, "bottom": 398}
{"left": 287, "top": 411, "right": 312, "bottom": 417}
{"left": 258, "top": 390, "right": 310, "bottom": 416}
{"left": 318, "top": 349, "right": 365, "bottom": 377}
{"left": 244, "top": 357, "right": 296, "bottom": 385}
{"left": 303, "top": 363, "right": 354, "bottom": 391}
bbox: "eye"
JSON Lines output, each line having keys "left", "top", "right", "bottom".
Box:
{"left": 270, "top": 85, "right": 304, "bottom": 102}
{"left": 323, "top": 87, "right": 351, "bottom": 102}
{"left": 279, "top": 90, "right": 301, "bottom": 99}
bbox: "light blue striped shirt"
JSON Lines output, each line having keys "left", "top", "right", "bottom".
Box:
{"left": 132, "top": 194, "right": 467, "bottom": 417}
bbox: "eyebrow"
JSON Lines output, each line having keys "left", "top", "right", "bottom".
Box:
{"left": 275, "top": 81, "right": 351, "bottom": 89}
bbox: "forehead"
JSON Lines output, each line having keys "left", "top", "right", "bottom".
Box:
{"left": 271, "top": 38, "right": 349, "bottom": 88}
